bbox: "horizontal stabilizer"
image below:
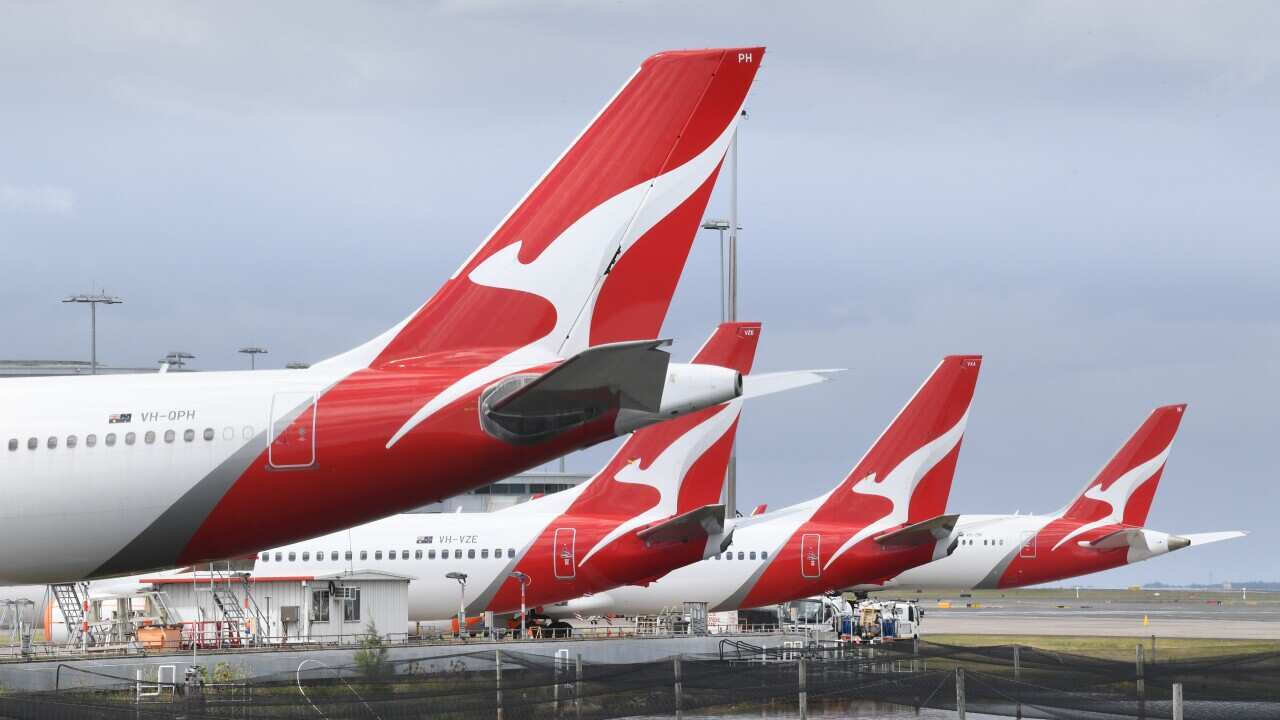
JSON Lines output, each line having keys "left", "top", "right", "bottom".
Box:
{"left": 874, "top": 514, "right": 960, "bottom": 547}
{"left": 1182, "top": 530, "right": 1248, "bottom": 547}
{"left": 741, "top": 369, "right": 843, "bottom": 400}
{"left": 636, "top": 504, "right": 726, "bottom": 546}
{"left": 1078, "top": 528, "right": 1147, "bottom": 551}
{"left": 482, "top": 339, "right": 671, "bottom": 443}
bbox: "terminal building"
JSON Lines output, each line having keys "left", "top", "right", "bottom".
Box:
{"left": 0, "top": 360, "right": 162, "bottom": 377}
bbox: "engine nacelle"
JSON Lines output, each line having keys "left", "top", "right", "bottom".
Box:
{"left": 615, "top": 363, "right": 742, "bottom": 435}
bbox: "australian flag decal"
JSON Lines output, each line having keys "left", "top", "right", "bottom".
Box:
{"left": 109, "top": 413, "right": 132, "bottom": 424}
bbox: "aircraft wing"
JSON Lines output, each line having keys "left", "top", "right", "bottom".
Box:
{"left": 636, "top": 504, "right": 727, "bottom": 546}
{"left": 873, "top": 514, "right": 961, "bottom": 547}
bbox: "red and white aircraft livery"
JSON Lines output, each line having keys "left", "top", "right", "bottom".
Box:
{"left": 222, "top": 322, "right": 831, "bottom": 626}
{"left": 865, "top": 405, "right": 1247, "bottom": 592}
{"left": 0, "top": 47, "right": 768, "bottom": 585}
{"left": 551, "top": 355, "right": 983, "bottom": 617}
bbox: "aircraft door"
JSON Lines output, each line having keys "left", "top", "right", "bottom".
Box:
{"left": 1019, "top": 531, "right": 1037, "bottom": 559}
{"left": 270, "top": 392, "right": 317, "bottom": 468}
{"left": 553, "top": 528, "right": 576, "bottom": 580}
{"left": 800, "top": 533, "right": 821, "bottom": 579}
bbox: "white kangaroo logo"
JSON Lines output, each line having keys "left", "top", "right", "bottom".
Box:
{"left": 575, "top": 400, "right": 741, "bottom": 567}
{"left": 821, "top": 410, "right": 968, "bottom": 570}
{"left": 384, "top": 113, "right": 745, "bottom": 449}
{"left": 1052, "top": 444, "right": 1172, "bottom": 551}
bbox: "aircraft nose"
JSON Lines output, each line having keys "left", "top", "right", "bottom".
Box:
{"left": 1168, "top": 535, "right": 1192, "bottom": 551}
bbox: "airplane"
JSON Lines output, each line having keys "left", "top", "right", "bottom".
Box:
{"left": 546, "top": 355, "right": 984, "bottom": 618}
{"left": 0, "top": 47, "right": 768, "bottom": 585}
{"left": 861, "top": 404, "right": 1247, "bottom": 592}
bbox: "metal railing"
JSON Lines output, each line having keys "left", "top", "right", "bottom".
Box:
{"left": 2, "top": 622, "right": 796, "bottom": 662}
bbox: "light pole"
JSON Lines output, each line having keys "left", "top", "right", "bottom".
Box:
{"left": 62, "top": 293, "right": 123, "bottom": 375}
{"left": 159, "top": 351, "right": 195, "bottom": 371}
{"left": 446, "top": 572, "right": 468, "bottom": 637}
{"left": 238, "top": 346, "right": 268, "bottom": 370}
{"left": 700, "top": 220, "right": 730, "bottom": 322}
{"left": 508, "top": 572, "right": 529, "bottom": 639}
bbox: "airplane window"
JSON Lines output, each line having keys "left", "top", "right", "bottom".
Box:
{"left": 184, "top": 429, "right": 195, "bottom": 442}
{"left": 47, "top": 436, "right": 57, "bottom": 450}
{"left": 274, "top": 552, "right": 282, "bottom": 561}
{"left": 454, "top": 549, "right": 462, "bottom": 559}
{"left": 223, "top": 427, "right": 234, "bottom": 441}
{"left": 27, "top": 437, "right": 37, "bottom": 450}
{"left": 762, "top": 551, "right": 769, "bottom": 560}
{"left": 203, "top": 428, "right": 214, "bottom": 441}
{"left": 7, "top": 439, "right": 16, "bottom": 452}
{"left": 360, "top": 551, "right": 367, "bottom": 560}
{"left": 749, "top": 551, "right": 757, "bottom": 560}
{"left": 316, "top": 552, "right": 324, "bottom": 562}
{"left": 106, "top": 433, "right": 117, "bottom": 447}
{"left": 737, "top": 552, "right": 745, "bottom": 560}
{"left": 494, "top": 548, "right": 500, "bottom": 558}
{"left": 725, "top": 553, "right": 732, "bottom": 560}
{"left": 415, "top": 550, "right": 422, "bottom": 560}
{"left": 302, "top": 552, "right": 311, "bottom": 561}
{"left": 260, "top": 553, "right": 268, "bottom": 562}
{"left": 66, "top": 435, "right": 77, "bottom": 449}
{"left": 402, "top": 549, "right": 409, "bottom": 559}
{"left": 144, "top": 431, "right": 155, "bottom": 445}
{"left": 467, "top": 549, "right": 476, "bottom": 559}
{"left": 330, "top": 551, "right": 339, "bottom": 561}
{"left": 242, "top": 426, "right": 253, "bottom": 440}
{"left": 288, "top": 552, "right": 296, "bottom": 561}
{"left": 389, "top": 550, "right": 398, "bottom": 560}
{"left": 86, "top": 434, "right": 97, "bottom": 448}
{"left": 375, "top": 551, "right": 383, "bottom": 560}
{"left": 163, "top": 430, "right": 175, "bottom": 444}
{"left": 428, "top": 549, "right": 437, "bottom": 559}
{"left": 344, "top": 551, "right": 351, "bottom": 560}
{"left": 507, "top": 549, "right": 515, "bottom": 559}
{"left": 481, "top": 549, "right": 489, "bottom": 559}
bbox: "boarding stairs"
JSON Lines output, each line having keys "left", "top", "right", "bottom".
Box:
{"left": 50, "top": 582, "right": 91, "bottom": 648}
{"left": 199, "top": 562, "right": 268, "bottom": 645}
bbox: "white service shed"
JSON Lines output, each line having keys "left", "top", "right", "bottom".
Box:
{"left": 144, "top": 569, "right": 411, "bottom": 644}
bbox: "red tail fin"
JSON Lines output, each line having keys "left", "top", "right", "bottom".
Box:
{"left": 325, "top": 48, "right": 765, "bottom": 369}
{"left": 811, "top": 356, "right": 982, "bottom": 526}
{"left": 1062, "top": 404, "right": 1186, "bottom": 526}
{"left": 566, "top": 323, "right": 762, "bottom": 524}
{"left": 563, "top": 324, "right": 762, "bottom": 563}
{"left": 691, "top": 322, "right": 762, "bottom": 374}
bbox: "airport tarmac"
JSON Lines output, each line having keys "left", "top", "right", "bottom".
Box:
{"left": 915, "top": 595, "right": 1280, "bottom": 639}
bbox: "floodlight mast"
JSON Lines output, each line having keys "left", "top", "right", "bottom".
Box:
{"left": 239, "top": 346, "right": 269, "bottom": 370}
{"left": 701, "top": 112, "right": 747, "bottom": 515}
{"left": 62, "top": 292, "right": 123, "bottom": 375}
{"left": 447, "top": 572, "right": 468, "bottom": 637}
{"left": 509, "top": 572, "right": 530, "bottom": 638}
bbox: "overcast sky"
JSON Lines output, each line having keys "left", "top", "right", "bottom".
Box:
{"left": 3, "top": 1, "right": 1277, "bottom": 586}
